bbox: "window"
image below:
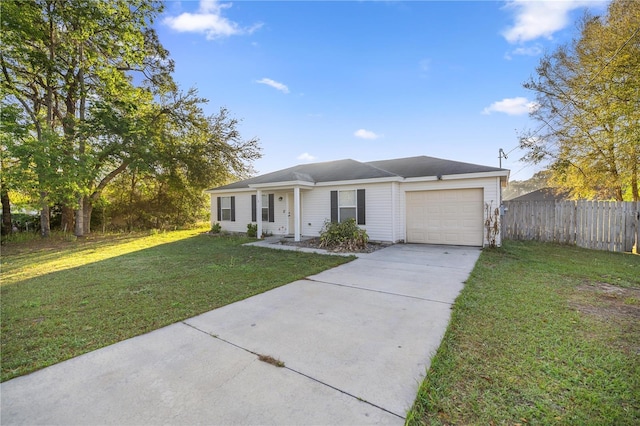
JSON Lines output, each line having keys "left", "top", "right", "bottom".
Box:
{"left": 251, "top": 193, "right": 275, "bottom": 222}
{"left": 330, "top": 189, "right": 365, "bottom": 225}
{"left": 217, "top": 196, "right": 235, "bottom": 222}
{"left": 262, "top": 194, "right": 270, "bottom": 222}
{"left": 338, "top": 190, "right": 357, "bottom": 222}
{"left": 220, "top": 197, "right": 231, "bottom": 221}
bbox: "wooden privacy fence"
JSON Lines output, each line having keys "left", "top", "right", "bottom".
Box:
{"left": 502, "top": 200, "right": 640, "bottom": 253}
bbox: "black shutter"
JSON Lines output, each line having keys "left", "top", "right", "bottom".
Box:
{"left": 217, "top": 197, "right": 221, "bottom": 221}
{"left": 251, "top": 195, "right": 257, "bottom": 222}
{"left": 268, "top": 193, "right": 275, "bottom": 222}
{"left": 230, "top": 196, "right": 236, "bottom": 222}
{"left": 357, "top": 189, "right": 366, "bottom": 225}
{"left": 330, "top": 190, "right": 338, "bottom": 223}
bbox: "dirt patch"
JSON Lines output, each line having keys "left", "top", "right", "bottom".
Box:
{"left": 277, "top": 237, "right": 392, "bottom": 254}
{"left": 571, "top": 282, "right": 640, "bottom": 321}
{"left": 570, "top": 282, "right": 640, "bottom": 355}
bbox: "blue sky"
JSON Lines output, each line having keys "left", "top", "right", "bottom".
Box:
{"left": 156, "top": 0, "right": 609, "bottom": 181}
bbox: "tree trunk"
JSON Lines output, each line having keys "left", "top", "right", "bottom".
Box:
{"left": 40, "top": 192, "right": 50, "bottom": 238}
{"left": 75, "top": 196, "right": 84, "bottom": 236}
{"left": 632, "top": 155, "right": 639, "bottom": 202}
{"left": 1, "top": 188, "right": 11, "bottom": 236}
{"left": 83, "top": 196, "right": 92, "bottom": 234}
{"left": 61, "top": 205, "right": 74, "bottom": 233}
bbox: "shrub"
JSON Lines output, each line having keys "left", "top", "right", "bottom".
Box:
{"left": 211, "top": 223, "right": 222, "bottom": 234}
{"left": 319, "top": 218, "right": 368, "bottom": 251}
{"left": 246, "top": 223, "right": 258, "bottom": 238}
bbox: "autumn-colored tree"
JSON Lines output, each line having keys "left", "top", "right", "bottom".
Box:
{"left": 520, "top": 0, "right": 640, "bottom": 201}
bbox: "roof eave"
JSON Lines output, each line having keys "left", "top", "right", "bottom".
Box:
{"left": 402, "top": 170, "right": 510, "bottom": 183}
{"left": 249, "top": 180, "right": 316, "bottom": 190}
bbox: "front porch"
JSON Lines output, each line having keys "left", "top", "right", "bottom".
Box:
{"left": 252, "top": 182, "right": 313, "bottom": 242}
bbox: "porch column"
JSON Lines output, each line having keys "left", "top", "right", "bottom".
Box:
{"left": 256, "top": 189, "right": 263, "bottom": 239}
{"left": 294, "top": 186, "right": 301, "bottom": 242}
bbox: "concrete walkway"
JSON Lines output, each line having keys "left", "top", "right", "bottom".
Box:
{"left": 1, "top": 244, "right": 481, "bottom": 425}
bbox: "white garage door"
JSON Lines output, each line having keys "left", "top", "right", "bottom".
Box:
{"left": 406, "top": 188, "right": 483, "bottom": 246}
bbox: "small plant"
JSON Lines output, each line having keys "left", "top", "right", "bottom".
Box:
{"left": 246, "top": 223, "right": 258, "bottom": 238}
{"left": 319, "top": 218, "right": 368, "bottom": 251}
{"left": 484, "top": 201, "right": 500, "bottom": 248}
{"left": 210, "top": 222, "right": 222, "bottom": 234}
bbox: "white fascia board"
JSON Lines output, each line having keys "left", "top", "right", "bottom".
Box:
{"left": 248, "top": 180, "right": 316, "bottom": 190}
{"left": 402, "top": 170, "right": 510, "bottom": 184}
{"left": 314, "top": 176, "right": 403, "bottom": 187}
{"left": 205, "top": 187, "right": 254, "bottom": 194}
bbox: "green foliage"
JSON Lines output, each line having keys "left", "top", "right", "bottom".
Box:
{"left": 8, "top": 213, "right": 39, "bottom": 233}
{"left": 319, "top": 219, "right": 369, "bottom": 251}
{"left": 520, "top": 0, "right": 640, "bottom": 201}
{"left": 1, "top": 0, "right": 261, "bottom": 236}
{"left": 101, "top": 170, "right": 209, "bottom": 231}
{"left": 210, "top": 223, "right": 222, "bottom": 234}
{"left": 246, "top": 223, "right": 258, "bottom": 238}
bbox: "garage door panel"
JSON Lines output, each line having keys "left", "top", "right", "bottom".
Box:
{"left": 406, "top": 189, "right": 483, "bottom": 246}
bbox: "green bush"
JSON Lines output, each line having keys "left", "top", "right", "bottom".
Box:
{"left": 319, "top": 218, "right": 368, "bottom": 251}
{"left": 246, "top": 223, "right": 258, "bottom": 238}
{"left": 210, "top": 223, "right": 222, "bottom": 233}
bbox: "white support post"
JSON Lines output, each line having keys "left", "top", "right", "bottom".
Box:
{"left": 256, "top": 189, "right": 263, "bottom": 239}
{"left": 294, "top": 186, "right": 301, "bottom": 242}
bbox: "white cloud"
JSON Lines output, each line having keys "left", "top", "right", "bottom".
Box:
{"left": 297, "top": 152, "right": 316, "bottom": 162}
{"left": 504, "top": 44, "right": 543, "bottom": 60}
{"left": 255, "top": 78, "right": 290, "bottom": 94}
{"left": 163, "top": 0, "right": 262, "bottom": 40}
{"left": 501, "top": 0, "right": 606, "bottom": 44}
{"left": 354, "top": 129, "right": 382, "bottom": 140}
{"left": 482, "top": 97, "right": 539, "bottom": 116}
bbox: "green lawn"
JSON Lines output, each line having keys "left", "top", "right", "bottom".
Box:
{"left": 0, "top": 229, "right": 352, "bottom": 382}
{"left": 407, "top": 240, "right": 640, "bottom": 425}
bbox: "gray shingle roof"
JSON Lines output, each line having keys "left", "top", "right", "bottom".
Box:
{"left": 366, "top": 156, "right": 504, "bottom": 178}
{"left": 210, "top": 155, "right": 507, "bottom": 190}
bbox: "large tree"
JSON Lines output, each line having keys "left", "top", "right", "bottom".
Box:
{"left": 1, "top": 0, "right": 171, "bottom": 236}
{"left": 520, "top": 0, "right": 640, "bottom": 201}
{"left": 1, "top": 0, "right": 259, "bottom": 235}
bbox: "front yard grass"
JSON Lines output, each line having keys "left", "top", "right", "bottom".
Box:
{"left": 0, "top": 229, "right": 352, "bottom": 382}
{"left": 407, "top": 240, "right": 640, "bottom": 425}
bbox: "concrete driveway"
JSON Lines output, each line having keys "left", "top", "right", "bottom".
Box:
{"left": 1, "top": 244, "right": 481, "bottom": 425}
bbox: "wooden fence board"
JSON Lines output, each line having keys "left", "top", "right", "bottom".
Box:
{"left": 502, "top": 200, "right": 639, "bottom": 253}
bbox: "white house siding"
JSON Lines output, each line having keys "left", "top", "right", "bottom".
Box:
{"left": 391, "top": 182, "right": 403, "bottom": 242}
{"left": 298, "top": 182, "right": 395, "bottom": 242}
{"left": 398, "top": 176, "right": 502, "bottom": 246}
{"left": 210, "top": 191, "right": 252, "bottom": 234}
{"left": 210, "top": 191, "right": 291, "bottom": 235}
{"left": 210, "top": 176, "right": 502, "bottom": 245}
{"left": 262, "top": 191, "right": 289, "bottom": 235}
